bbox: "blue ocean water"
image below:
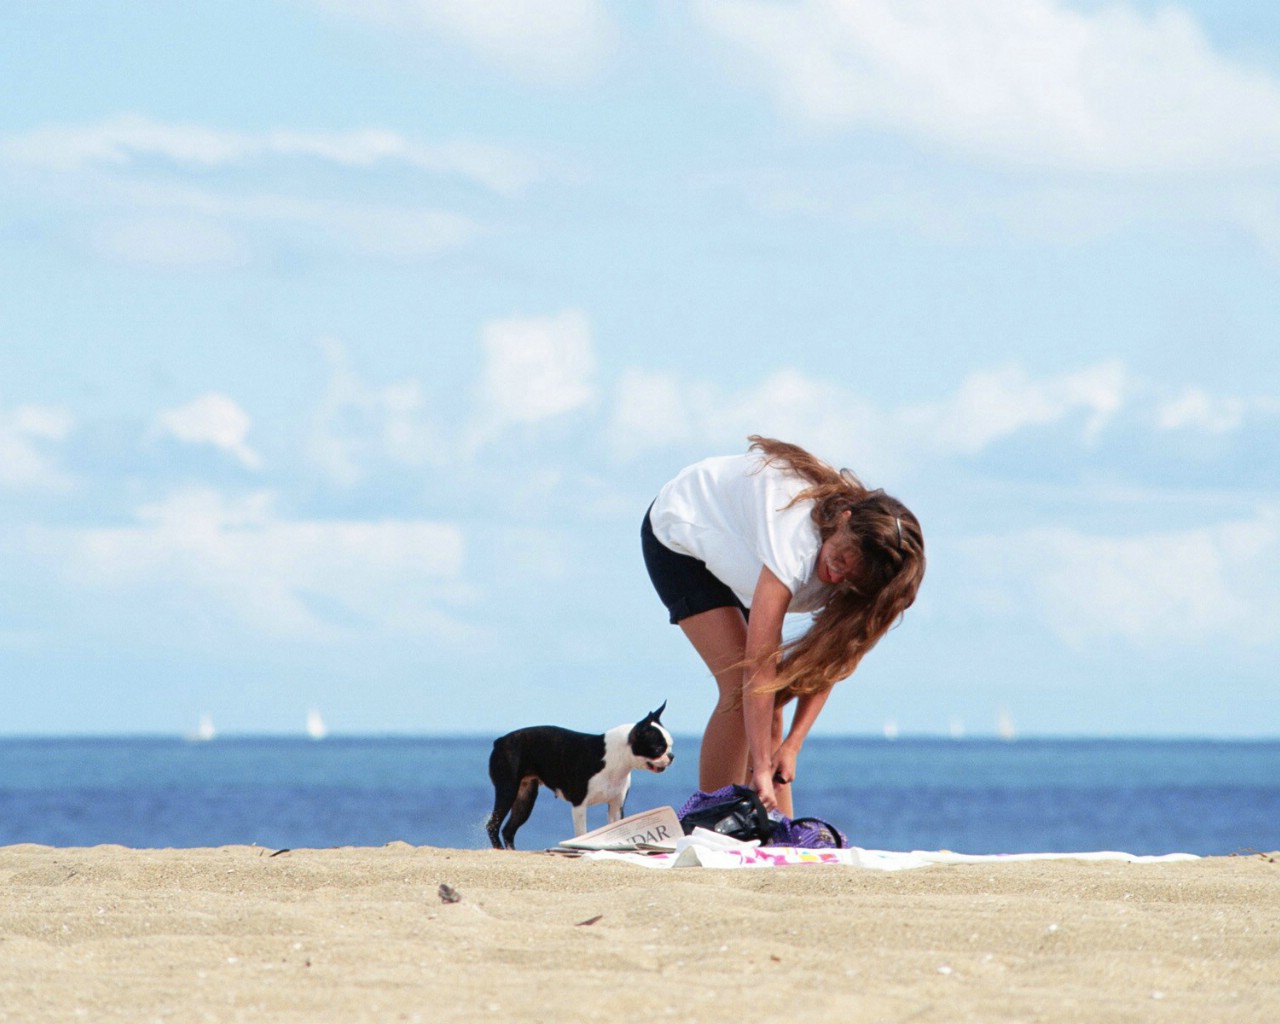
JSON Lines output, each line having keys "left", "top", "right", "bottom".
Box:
{"left": 1, "top": 737, "right": 1276, "bottom": 856}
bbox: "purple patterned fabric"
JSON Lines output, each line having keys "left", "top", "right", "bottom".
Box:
{"left": 677, "top": 784, "right": 745, "bottom": 820}
{"left": 767, "top": 816, "right": 848, "bottom": 849}
{"left": 677, "top": 786, "right": 848, "bottom": 848}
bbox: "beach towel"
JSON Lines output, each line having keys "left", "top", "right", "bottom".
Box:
{"left": 581, "top": 828, "right": 1200, "bottom": 871}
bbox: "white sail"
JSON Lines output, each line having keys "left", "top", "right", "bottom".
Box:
{"left": 996, "top": 708, "right": 1016, "bottom": 742}
{"left": 306, "top": 708, "right": 328, "bottom": 740}
{"left": 188, "top": 713, "right": 216, "bottom": 742}
{"left": 882, "top": 718, "right": 899, "bottom": 741}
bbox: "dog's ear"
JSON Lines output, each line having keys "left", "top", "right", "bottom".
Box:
{"left": 647, "top": 700, "right": 667, "bottom": 723}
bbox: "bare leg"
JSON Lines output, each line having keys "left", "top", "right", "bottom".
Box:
{"left": 679, "top": 606, "right": 750, "bottom": 793}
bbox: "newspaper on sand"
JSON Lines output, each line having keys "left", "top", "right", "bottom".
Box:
{"left": 548, "top": 806, "right": 682, "bottom": 854}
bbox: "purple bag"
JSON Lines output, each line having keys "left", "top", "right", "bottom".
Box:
{"left": 767, "top": 815, "right": 848, "bottom": 849}
{"left": 678, "top": 785, "right": 848, "bottom": 849}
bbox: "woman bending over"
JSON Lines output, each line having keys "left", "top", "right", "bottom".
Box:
{"left": 641, "top": 436, "right": 925, "bottom": 815}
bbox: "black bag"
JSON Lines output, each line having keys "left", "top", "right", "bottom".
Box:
{"left": 677, "top": 784, "right": 776, "bottom": 843}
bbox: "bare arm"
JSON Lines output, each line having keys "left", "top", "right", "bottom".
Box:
{"left": 771, "top": 687, "right": 833, "bottom": 786}
{"left": 741, "top": 565, "right": 792, "bottom": 811}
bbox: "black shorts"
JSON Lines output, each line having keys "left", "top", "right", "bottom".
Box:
{"left": 641, "top": 504, "right": 748, "bottom": 625}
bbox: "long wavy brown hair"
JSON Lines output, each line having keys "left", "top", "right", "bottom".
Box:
{"left": 745, "top": 435, "right": 925, "bottom": 700}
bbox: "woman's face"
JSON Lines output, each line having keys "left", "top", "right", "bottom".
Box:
{"left": 816, "top": 509, "right": 861, "bottom": 587}
{"left": 816, "top": 534, "right": 861, "bottom": 587}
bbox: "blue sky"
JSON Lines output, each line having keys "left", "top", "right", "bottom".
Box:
{"left": 2, "top": 1, "right": 1278, "bottom": 738}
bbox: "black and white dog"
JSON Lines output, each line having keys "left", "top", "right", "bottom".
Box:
{"left": 486, "top": 702, "right": 674, "bottom": 850}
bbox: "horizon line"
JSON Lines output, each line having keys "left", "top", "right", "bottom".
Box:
{"left": 1, "top": 731, "right": 1277, "bottom": 743}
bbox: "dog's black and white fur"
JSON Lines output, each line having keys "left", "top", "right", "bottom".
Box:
{"left": 486, "top": 703, "right": 674, "bottom": 850}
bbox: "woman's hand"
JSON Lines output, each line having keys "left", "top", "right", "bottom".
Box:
{"left": 770, "top": 743, "right": 798, "bottom": 787}
{"left": 751, "top": 765, "right": 779, "bottom": 812}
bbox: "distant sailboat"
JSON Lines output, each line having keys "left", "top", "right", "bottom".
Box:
{"left": 996, "top": 708, "right": 1016, "bottom": 742}
{"left": 306, "top": 708, "right": 328, "bottom": 741}
{"left": 948, "top": 717, "right": 966, "bottom": 740}
{"left": 188, "top": 713, "right": 216, "bottom": 743}
{"left": 882, "top": 719, "right": 899, "bottom": 741}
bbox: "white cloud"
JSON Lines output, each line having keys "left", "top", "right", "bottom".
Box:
{"left": 1226, "top": 183, "right": 1280, "bottom": 266}
{"left": 154, "top": 393, "right": 263, "bottom": 470}
{"left": 94, "top": 215, "right": 249, "bottom": 270}
{"left": 961, "top": 512, "right": 1280, "bottom": 649}
{"left": 696, "top": 0, "right": 1280, "bottom": 173}
{"left": 609, "top": 367, "right": 874, "bottom": 462}
{"left": 1, "top": 117, "right": 533, "bottom": 264}
{"left": 473, "top": 309, "right": 597, "bottom": 438}
{"left": 209, "top": 189, "right": 477, "bottom": 258}
{"left": 84, "top": 180, "right": 481, "bottom": 262}
{"left": 0, "top": 114, "right": 545, "bottom": 196}
{"left": 607, "top": 360, "right": 1128, "bottom": 472}
{"left": 1150, "top": 385, "right": 1280, "bottom": 436}
{"left": 722, "top": 150, "right": 1280, "bottom": 262}
{"left": 0, "top": 404, "right": 74, "bottom": 491}
{"left": 610, "top": 369, "right": 698, "bottom": 456}
{"left": 308, "top": 340, "right": 442, "bottom": 487}
{"left": 312, "top": 0, "right": 618, "bottom": 86}
{"left": 30, "top": 488, "right": 470, "bottom": 641}
{"left": 731, "top": 163, "right": 1202, "bottom": 247}
{"left": 1156, "top": 387, "right": 1247, "bottom": 434}
{"left": 311, "top": 318, "right": 599, "bottom": 478}
{"left": 903, "top": 361, "right": 1127, "bottom": 454}
{"left": 315, "top": 201, "right": 482, "bottom": 258}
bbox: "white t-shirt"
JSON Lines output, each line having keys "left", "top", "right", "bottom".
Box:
{"left": 649, "top": 452, "right": 832, "bottom": 613}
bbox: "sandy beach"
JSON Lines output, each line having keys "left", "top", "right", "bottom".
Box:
{"left": 1, "top": 842, "right": 1276, "bottom": 1023}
